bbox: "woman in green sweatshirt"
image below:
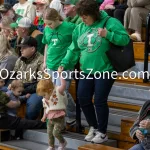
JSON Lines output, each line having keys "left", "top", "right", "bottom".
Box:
{"left": 59, "top": 0, "right": 130, "bottom": 144}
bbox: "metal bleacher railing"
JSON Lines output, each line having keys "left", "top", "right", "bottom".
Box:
{"left": 144, "top": 13, "right": 150, "bottom": 83}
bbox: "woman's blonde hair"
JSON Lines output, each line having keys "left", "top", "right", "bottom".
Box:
{"left": 37, "top": 77, "right": 54, "bottom": 96}
{"left": 44, "top": 7, "right": 63, "bottom": 21}
{"left": 0, "top": 33, "right": 12, "bottom": 60}
{"left": 11, "top": 80, "right": 24, "bottom": 90}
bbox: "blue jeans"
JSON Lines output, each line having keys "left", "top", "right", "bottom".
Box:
{"left": 77, "top": 73, "right": 115, "bottom": 134}
{"left": 129, "top": 144, "right": 145, "bottom": 150}
{"left": 47, "top": 69, "right": 76, "bottom": 119}
{"left": 26, "top": 93, "right": 43, "bottom": 120}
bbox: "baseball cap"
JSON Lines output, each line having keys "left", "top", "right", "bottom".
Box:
{"left": 33, "top": 0, "right": 48, "bottom": 5}
{"left": 10, "top": 17, "right": 32, "bottom": 28}
{"left": 17, "top": 36, "right": 38, "bottom": 48}
{"left": 61, "top": 0, "right": 78, "bottom": 5}
{"left": 0, "top": 3, "right": 12, "bottom": 13}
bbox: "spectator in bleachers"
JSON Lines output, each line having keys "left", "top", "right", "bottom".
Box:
{"left": 113, "top": 0, "right": 127, "bottom": 24}
{"left": 33, "top": 0, "right": 49, "bottom": 32}
{"left": 99, "top": 0, "right": 114, "bottom": 10}
{"left": 13, "top": 36, "right": 43, "bottom": 120}
{"left": 124, "top": 0, "right": 150, "bottom": 42}
{"left": 6, "top": 80, "right": 31, "bottom": 117}
{"left": 13, "top": 0, "right": 36, "bottom": 22}
{"left": 61, "top": 0, "right": 82, "bottom": 25}
{"left": 10, "top": 17, "right": 45, "bottom": 55}
{"left": 0, "top": 3, "right": 21, "bottom": 22}
{"left": 1, "top": 16, "right": 18, "bottom": 48}
{"left": 59, "top": 0, "right": 129, "bottom": 143}
{"left": 100, "top": 0, "right": 127, "bottom": 24}
{"left": 49, "top": 0, "right": 66, "bottom": 19}
{"left": 42, "top": 8, "right": 76, "bottom": 125}
{"left": 0, "top": 73, "right": 46, "bottom": 138}
{"left": 0, "top": 33, "right": 18, "bottom": 82}
{"left": 129, "top": 100, "right": 150, "bottom": 150}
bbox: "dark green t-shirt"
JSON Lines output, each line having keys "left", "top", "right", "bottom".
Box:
{"left": 0, "top": 91, "right": 10, "bottom": 114}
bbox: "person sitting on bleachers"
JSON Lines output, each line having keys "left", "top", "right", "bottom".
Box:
{"left": 103, "top": 0, "right": 127, "bottom": 24}
{"left": 0, "top": 71, "right": 46, "bottom": 139}
{"left": 0, "top": 33, "right": 18, "bottom": 85}
{"left": 0, "top": 3, "right": 21, "bottom": 22}
{"left": 129, "top": 100, "right": 150, "bottom": 150}
{"left": 13, "top": 0, "right": 36, "bottom": 22}
{"left": 33, "top": 0, "right": 49, "bottom": 32}
{"left": 124, "top": 0, "right": 150, "bottom": 42}
{"left": 61, "top": 0, "right": 82, "bottom": 25}
{"left": 6, "top": 80, "right": 30, "bottom": 117}
{"left": 10, "top": 17, "right": 45, "bottom": 55}
{"left": 99, "top": 0, "right": 114, "bottom": 11}
{"left": 49, "top": 0, "right": 66, "bottom": 19}
{"left": 13, "top": 36, "right": 43, "bottom": 120}
{"left": 1, "top": 16, "right": 18, "bottom": 48}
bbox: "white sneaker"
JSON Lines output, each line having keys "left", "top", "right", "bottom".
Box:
{"left": 84, "top": 127, "right": 97, "bottom": 142}
{"left": 91, "top": 132, "right": 108, "bottom": 144}
{"left": 58, "top": 140, "right": 67, "bottom": 150}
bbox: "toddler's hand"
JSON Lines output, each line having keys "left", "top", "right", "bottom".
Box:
{"left": 8, "top": 84, "right": 11, "bottom": 90}
{"left": 41, "top": 116, "right": 46, "bottom": 122}
{"left": 26, "top": 93, "right": 31, "bottom": 99}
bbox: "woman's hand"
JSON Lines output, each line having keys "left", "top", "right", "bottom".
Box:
{"left": 136, "top": 130, "right": 144, "bottom": 141}
{"left": 139, "top": 119, "right": 150, "bottom": 129}
{"left": 98, "top": 28, "right": 107, "bottom": 37}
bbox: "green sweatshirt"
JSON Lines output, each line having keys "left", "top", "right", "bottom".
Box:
{"left": 61, "top": 11, "right": 130, "bottom": 74}
{"left": 65, "top": 15, "right": 82, "bottom": 25}
{"left": 42, "top": 21, "right": 76, "bottom": 70}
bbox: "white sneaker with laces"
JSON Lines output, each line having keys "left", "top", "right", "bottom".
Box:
{"left": 91, "top": 131, "right": 108, "bottom": 144}
{"left": 84, "top": 126, "right": 97, "bottom": 142}
{"left": 57, "top": 140, "right": 67, "bottom": 150}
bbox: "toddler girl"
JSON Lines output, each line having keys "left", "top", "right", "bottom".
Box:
{"left": 37, "top": 73, "right": 68, "bottom": 150}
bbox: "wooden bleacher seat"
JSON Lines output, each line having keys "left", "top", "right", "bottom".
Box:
{"left": 78, "top": 144, "right": 124, "bottom": 150}
{"left": 0, "top": 144, "right": 16, "bottom": 150}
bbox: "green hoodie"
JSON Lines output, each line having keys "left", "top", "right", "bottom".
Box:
{"left": 61, "top": 11, "right": 130, "bottom": 74}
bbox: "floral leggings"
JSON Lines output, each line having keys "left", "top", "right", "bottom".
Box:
{"left": 47, "top": 117, "right": 65, "bottom": 147}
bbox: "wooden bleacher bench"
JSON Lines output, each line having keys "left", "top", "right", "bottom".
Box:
{"left": 78, "top": 144, "right": 124, "bottom": 150}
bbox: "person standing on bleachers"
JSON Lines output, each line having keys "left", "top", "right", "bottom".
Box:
{"left": 124, "top": 0, "right": 150, "bottom": 42}
{"left": 59, "top": 0, "right": 130, "bottom": 144}
{"left": 42, "top": 8, "right": 77, "bottom": 126}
